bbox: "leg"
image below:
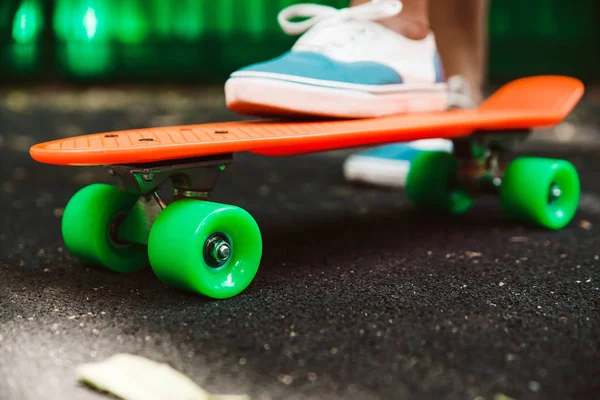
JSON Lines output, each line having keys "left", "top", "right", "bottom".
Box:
{"left": 429, "top": 0, "right": 490, "bottom": 104}
{"left": 343, "top": 0, "right": 492, "bottom": 188}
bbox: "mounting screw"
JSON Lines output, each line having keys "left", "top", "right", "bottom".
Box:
{"left": 213, "top": 241, "right": 231, "bottom": 261}
{"left": 141, "top": 169, "right": 154, "bottom": 181}
{"left": 204, "top": 234, "right": 231, "bottom": 267}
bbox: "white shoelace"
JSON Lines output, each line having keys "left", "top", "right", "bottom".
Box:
{"left": 278, "top": 0, "right": 403, "bottom": 35}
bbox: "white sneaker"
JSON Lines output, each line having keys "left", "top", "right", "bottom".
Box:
{"left": 343, "top": 75, "right": 476, "bottom": 188}
{"left": 225, "top": 0, "right": 448, "bottom": 119}
{"left": 343, "top": 139, "right": 453, "bottom": 188}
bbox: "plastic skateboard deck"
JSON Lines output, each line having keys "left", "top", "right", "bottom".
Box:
{"left": 29, "top": 75, "right": 585, "bottom": 300}
{"left": 30, "top": 75, "right": 583, "bottom": 166}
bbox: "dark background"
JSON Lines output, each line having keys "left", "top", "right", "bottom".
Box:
{"left": 0, "top": 0, "right": 599, "bottom": 84}
{"left": 1, "top": 1, "right": 599, "bottom": 400}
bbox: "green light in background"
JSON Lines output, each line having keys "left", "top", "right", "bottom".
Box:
{"left": 115, "top": 0, "right": 150, "bottom": 43}
{"left": 215, "top": 0, "right": 234, "bottom": 37}
{"left": 83, "top": 7, "right": 98, "bottom": 39}
{"left": 52, "top": 0, "right": 114, "bottom": 77}
{"left": 54, "top": 0, "right": 110, "bottom": 42}
{"left": 63, "top": 42, "right": 113, "bottom": 77}
{"left": 174, "top": 0, "right": 203, "bottom": 40}
{"left": 149, "top": 0, "right": 204, "bottom": 41}
{"left": 12, "top": 0, "right": 43, "bottom": 44}
{"left": 9, "top": 44, "right": 37, "bottom": 70}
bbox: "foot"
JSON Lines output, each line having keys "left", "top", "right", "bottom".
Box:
{"left": 343, "top": 75, "right": 475, "bottom": 188}
{"left": 343, "top": 139, "right": 453, "bottom": 188}
{"left": 225, "top": 0, "right": 448, "bottom": 119}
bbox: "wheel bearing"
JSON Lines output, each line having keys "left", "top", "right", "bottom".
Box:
{"left": 203, "top": 233, "right": 231, "bottom": 268}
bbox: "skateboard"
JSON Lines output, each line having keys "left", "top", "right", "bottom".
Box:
{"left": 30, "top": 75, "right": 584, "bottom": 299}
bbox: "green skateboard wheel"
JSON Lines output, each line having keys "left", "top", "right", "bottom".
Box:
{"left": 62, "top": 184, "right": 149, "bottom": 273}
{"left": 405, "top": 151, "right": 473, "bottom": 215}
{"left": 148, "top": 200, "right": 262, "bottom": 299}
{"left": 500, "top": 157, "right": 580, "bottom": 230}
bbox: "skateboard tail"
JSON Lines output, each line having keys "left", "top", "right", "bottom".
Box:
{"left": 479, "top": 75, "right": 584, "bottom": 116}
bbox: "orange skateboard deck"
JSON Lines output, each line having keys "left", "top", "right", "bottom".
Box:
{"left": 30, "top": 75, "right": 585, "bottom": 300}
{"left": 30, "top": 75, "right": 583, "bottom": 166}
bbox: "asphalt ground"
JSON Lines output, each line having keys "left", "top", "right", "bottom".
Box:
{"left": 0, "top": 85, "right": 599, "bottom": 400}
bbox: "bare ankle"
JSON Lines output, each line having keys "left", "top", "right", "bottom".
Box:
{"left": 382, "top": 17, "right": 429, "bottom": 40}
{"left": 350, "top": 0, "right": 430, "bottom": 40}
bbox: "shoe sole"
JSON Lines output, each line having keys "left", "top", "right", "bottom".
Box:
{"left": 225, "top": 74, "right": 448, "bottom": 119}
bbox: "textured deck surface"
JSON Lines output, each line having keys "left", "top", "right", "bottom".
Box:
{"left": 1, "top": 82, "right": 599, "bottom": 400}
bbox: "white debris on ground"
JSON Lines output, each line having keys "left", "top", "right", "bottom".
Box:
{"left": 76, "top": 353, "right": 251, "bottom": 400}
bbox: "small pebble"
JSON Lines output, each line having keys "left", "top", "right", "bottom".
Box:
{"left": 494, "top": 394, "right": 515, "bottom": 400}
{"left": 278, "top": 374, "right": 293, "bottom": 385}
{"left": 2, "top": 181, "right": 15, "bottom": 193}
{"left": 13, "top": 167, "right": 27, "bottom": 180}
{"left": 510, "top": 236, "right": 528, "bottom": 243}
{"left": 579, "top": 220, "right": 592, "bottom": 230}
{"left": 259, "top": 185, "right": 271, "bottom": 196}
{"left": 528, "top": 381, "right": 541, "bottom": 392}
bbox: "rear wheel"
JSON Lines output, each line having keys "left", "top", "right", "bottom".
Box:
{"left": 500, "top": 157, "right": 580, "bottom": 230}
{"left": 406, "top": 151, "right": 473, "bottom": 215}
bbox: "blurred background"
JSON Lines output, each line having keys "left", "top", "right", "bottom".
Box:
{"left": 1, "top": 0, "right": 599, "bottom": 85}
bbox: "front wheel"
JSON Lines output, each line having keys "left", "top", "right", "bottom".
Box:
{"left": 148, "top": 200, "right": 262, "bottom": 299}
{"left": 500, "top": 157, "right": 580, "bottom": 230}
